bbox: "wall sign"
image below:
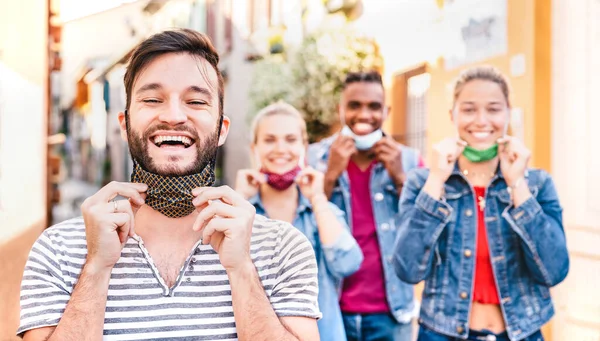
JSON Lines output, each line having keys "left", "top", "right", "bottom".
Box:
{"left": 442, "top": 0, "right": 508, "bottom": 70}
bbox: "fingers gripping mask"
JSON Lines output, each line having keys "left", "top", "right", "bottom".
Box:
{"left": 341, "top": 125, "right": 383, "bottom": 151}
{"left": 131, "top": 161, "right": 215, "bottom": 218}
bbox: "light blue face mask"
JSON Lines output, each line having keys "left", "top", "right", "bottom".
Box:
{"left": 341, "top": 125, "right": 383, "bottom": 151}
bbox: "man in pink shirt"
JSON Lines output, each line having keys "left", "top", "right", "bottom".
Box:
{"left": 308, "top": 71, "right": 424, "bottom": 341}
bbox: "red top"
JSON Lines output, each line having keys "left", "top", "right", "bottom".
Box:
{"left": 339, "top": 160, "right": 390, "bottom": 314}
{"left": 472, "top": 186, "right": 501, "bottom": 305}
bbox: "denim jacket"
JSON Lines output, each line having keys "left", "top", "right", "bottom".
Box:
{"left": 393, "top": 164, "right": 569, "bottom": 340}
{"left": 308, "top": 134, "right": 421, "bottom": 323}
{"left": 249, "top": 189, "right": 364, "bottom": 341}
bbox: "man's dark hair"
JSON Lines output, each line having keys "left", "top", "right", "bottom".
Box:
{"left": 343, "top": 71, "right": 383, "bottom": 89}
{"left": 123, "top": 28, "right": 224, "bottom": 116}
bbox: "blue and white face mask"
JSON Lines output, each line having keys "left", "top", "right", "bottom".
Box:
{"left": 341, "top": 125, "right": 383, "bottom": 151}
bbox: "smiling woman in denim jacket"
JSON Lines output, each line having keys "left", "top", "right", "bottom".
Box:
{"left": 393, "top": 66, "right": 569, "bottom": 341}
{"left": 235, "top": 101, "right": 364, "bottom": 341}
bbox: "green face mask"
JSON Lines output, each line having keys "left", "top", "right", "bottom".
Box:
{"left": 462, "top": 144, "right": 498, "bottom": 163}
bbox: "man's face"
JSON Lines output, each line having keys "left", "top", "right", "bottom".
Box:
{"left": 119, "top": 52, "right": 230, "bottom": 176}
{"left": 339, "top": 82, "right": 386, "bottom": 136}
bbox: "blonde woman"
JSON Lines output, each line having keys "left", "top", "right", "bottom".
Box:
{"left": 236, "top": 102, "right": 364, "bottom": 340}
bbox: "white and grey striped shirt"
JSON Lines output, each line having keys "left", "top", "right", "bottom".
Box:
{"left": 18, "top": 215, "right": 321, "bottom": 340}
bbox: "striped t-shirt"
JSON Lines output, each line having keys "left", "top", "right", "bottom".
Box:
{"left": 18, "top": 214, "right": 321, "bottom": 340}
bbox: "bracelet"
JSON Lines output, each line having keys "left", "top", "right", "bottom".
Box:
{"left": 506, "top": 177, "right": 524, "bottom": 198}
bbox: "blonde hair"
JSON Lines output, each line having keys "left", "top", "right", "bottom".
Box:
{"left": 250, "top": 101, "right": 308, "bottom": 144}
{"left": 453, "top": 65, "right": 511, "bottom": 108}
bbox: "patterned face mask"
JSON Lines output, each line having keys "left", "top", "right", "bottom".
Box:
{"left": 261, "top": 166, "right": 301, "bottom": 191}
{"left": 130, "top": 161, "right": 215, "bottom": 218}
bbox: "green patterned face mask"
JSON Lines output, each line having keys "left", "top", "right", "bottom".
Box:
{"left": 462, "top": 144, "right": 498, "bottom": 163}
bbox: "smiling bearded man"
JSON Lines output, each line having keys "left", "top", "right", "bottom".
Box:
{"left": 18, "top": 29, "right": 321, "bottom": 341}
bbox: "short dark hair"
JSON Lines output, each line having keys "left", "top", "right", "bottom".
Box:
{"left": 123, "top": 28, "right": 224, "bottom": 115}
{"left": 343, "top": 71, "right": 383, "bottom": 89}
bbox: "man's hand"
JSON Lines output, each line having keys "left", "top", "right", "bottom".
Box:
{"left": 373, "top": 137, "right": 406, "bottom": 188}
{"left": 81, "top": 181, "right": 147, "bottom": 271}
{"left": 326, "top": 135, "right": 356, "bottom": 181}
{"left": 323, "top": 135, "right": 356, "bottom": 198}
{"left": 191, "top": 186, "right": 256, "bottom": 270}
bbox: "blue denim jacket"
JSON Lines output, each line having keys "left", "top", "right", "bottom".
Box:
{"left": 308, "top": 134, "right": 421, "bottom": 323}
{"left": 393, "top": 164, "right": 569, "bottom": 341}
{"left": 249, "top": 189, "right": 364, "bottom": 341}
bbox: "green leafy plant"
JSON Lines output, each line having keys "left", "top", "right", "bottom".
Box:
{"left": 247, "top": 54, "right": 294, "bottom": 123}
{"left": 248, "top": 26, "right": 383, "bottom": 142}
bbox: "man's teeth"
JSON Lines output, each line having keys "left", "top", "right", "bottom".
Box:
{"left": 154, "top": 136, "right": 192, "bottom": 146}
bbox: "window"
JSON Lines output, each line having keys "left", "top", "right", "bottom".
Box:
{"left": 406, "top": 73, "right": 430, "bottom": 157}
{"left": 391, "top": 64, "right": 429, "bottom": 157}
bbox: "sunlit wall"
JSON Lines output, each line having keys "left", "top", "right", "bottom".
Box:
{"left": 0, "top": 0, "right": 48, "bottom": 244}
{"left": 0, "top": 0, "right": 48, "bottom": 337}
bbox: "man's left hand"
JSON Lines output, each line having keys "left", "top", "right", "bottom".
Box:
{"left": 373, "top": 137, "right": 406, "bottom": 188}
{"left": 191, "top": 186, "right": 255, "bottom": 271}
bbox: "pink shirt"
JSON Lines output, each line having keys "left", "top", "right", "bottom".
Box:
{"left": 339, "top": 160, "right": 390, "bottom": 314}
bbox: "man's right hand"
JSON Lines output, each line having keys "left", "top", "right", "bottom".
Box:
{"left": 234, "top": 169, "right": 265, "bottom": 199}
{"left": 326, "top": 135, "right": 356, "bottom": 181}
{"left": 80, "top": 181, "right": 147, "bottom": 271}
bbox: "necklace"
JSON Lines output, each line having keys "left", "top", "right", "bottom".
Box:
{"left": 461, "top": 169, "right": 493, "bottom": 211}
{"left": 477, "top": 195, "right": 486, "bottom": 210}
{"left": 461, "top": 169, "right": 495, "bottom": 178}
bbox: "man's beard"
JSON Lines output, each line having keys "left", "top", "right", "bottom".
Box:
{"left": 126, "top": 118, "right": 220, "bottom": 177}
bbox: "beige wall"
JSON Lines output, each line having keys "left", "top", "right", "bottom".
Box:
{"left": 0, "top": 0, "right": 48, "bottom": 338}
{"left": 551, "top": 0, "right": 600, "bottom": 340}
